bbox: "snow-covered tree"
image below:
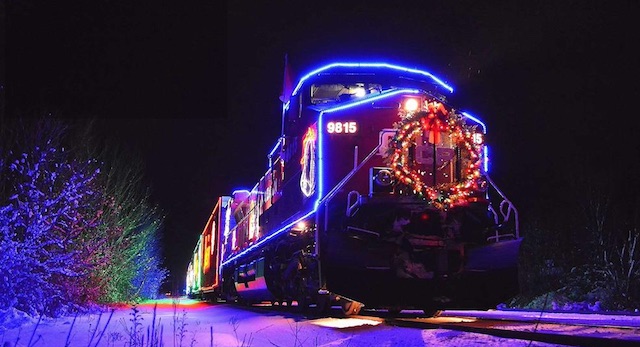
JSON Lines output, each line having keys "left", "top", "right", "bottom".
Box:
{"left": 0, "top": 117, "right": 168, "bottom": 315}
{"left": 0, "top": 127, "right": 102, "bottom": 316}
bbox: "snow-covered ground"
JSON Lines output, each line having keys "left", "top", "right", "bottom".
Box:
{"left": 1, "top": 298, "right": 638, "bottom": 346}
{"left": 440, "top": 309, "right": 640, "bottom": 328}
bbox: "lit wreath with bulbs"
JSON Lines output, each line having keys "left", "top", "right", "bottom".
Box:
{"left": 384, "top": 100, "right": 484, "bottom": 210}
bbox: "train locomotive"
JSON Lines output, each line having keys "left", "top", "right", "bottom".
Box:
{"left": 186, "top": 61, "right": 522, "bottom": 315}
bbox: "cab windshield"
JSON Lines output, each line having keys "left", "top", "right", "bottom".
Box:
{"left": 310, "top": 83, "right": 383, "bottom": 104}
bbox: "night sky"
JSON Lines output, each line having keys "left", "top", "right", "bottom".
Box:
{"left": 4, "top": 1, "right": 640, "bottom": 292}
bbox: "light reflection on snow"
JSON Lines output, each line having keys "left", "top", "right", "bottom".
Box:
{"left": 141, "top": 297, "right": 202, "bottom": 306}
{"left": 134, "top": 297, "right": 211, "bottom": 310}
{"left": 422, "top": 317, "right": 477, "bottom": 323}
{"left": 440, "top": 309, "right": 640, "bottom": 328}
{"left": 310, "top": 317, "right": 382, "bottom": 328}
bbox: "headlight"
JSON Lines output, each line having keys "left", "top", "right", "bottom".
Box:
{"left": 374, "top": 169, "right": 394, "bottom": 186}
{"left": 403, "top": 98, "right": 419, "bottom": 112}
{"left": 353, "top": 87, "right": 366, "bottom": 97}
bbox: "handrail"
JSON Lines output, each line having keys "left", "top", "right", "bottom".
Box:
{"left": 347, "top": 191, "right": 361, "bottom": 217}
{"left": 320, "top": 143, "right": 381, "bottom": 232}
{"left": 316, "top": 144, "right": 520, "bottom": 244}
{"left": 314, "top": 143, "right": 381, "bottom": 268}
{"left": 485, "top": 174, "right": 520, "bottom": 240}
{"left": 319, "top": 143, "right": 381, "bottom": 207}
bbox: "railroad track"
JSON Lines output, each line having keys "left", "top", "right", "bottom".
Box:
{"left": 229, "top": 302, "right": 640, "bottom": 346}
{"left": 372, "top": 309, "right": 640, "bottom": 347}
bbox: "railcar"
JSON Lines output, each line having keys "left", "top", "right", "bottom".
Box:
{"left": 186, "top": 61, "right": 522, "bottom": 315}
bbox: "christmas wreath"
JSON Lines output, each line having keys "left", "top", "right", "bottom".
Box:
{"left": 383, "top": 100, "right": 484, "bottom": 210}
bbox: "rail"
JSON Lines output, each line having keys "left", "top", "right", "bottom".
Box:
{"left": 385, "top": 312, "right": 640, "bottom": 347}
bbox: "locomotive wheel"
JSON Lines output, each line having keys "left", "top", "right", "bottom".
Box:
{"left": 294, "top": 276, "right": 311, "bottom": 313}
{"left": 313, "top": 294, "right": 331, "bottom": 316}
{"left": 302, "top": 293, "right": 331, "bottom": 317}
{"left": 236, "top": 297, "right": 250, "bottom": 306}
{"left": 296, "top": 295, "right": 310, "bottom": 313}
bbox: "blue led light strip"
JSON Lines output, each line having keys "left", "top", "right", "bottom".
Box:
{"left": 290, "top": 62, "right": 454, "bottom": 99}
{"left": 484, "top": 146, "right": 490, "bottom": 173}
{"left": 220, "top": 210, "right": 316, "bottom": 268}
{"left": 317, "top": 88, "right": 420, "bottom": 207}
{"left": 318, "top": 112, "right": 324, "bottom": 207}
{"left": 461, "top": 111, "right": 489, "bottom": 173}
{"left": 231, "top": 189, "right": 250, "bottom": 196}
{"left": 268, "top": 137, "right": 282, "bottom": 158}
{"left": 322, "top": 89, "right": 420, "bottom": 114}
{"left": 220, "top": 88, "right": 422, "bottom": 268}
{"left": 461, "top": 112, "right": 487, "bottom": 134}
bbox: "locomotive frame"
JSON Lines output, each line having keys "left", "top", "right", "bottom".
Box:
{"left": 186, "top": 61, "right": 522, "bottom": 315}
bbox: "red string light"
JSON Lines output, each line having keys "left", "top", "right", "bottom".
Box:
{"left": 385, "top": 101, "right": 484, "bottom": 210}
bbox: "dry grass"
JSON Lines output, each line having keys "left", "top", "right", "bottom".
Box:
{"left": 2, "top": 300, "right": 217, "bottom": 347}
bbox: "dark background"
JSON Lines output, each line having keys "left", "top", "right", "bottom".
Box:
{"left": 3, "top": 1, "right": 640, "bottom": 293}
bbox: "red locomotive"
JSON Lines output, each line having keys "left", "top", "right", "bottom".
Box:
{"left": 186, "top": 61, "right": 521, "bottom": 315}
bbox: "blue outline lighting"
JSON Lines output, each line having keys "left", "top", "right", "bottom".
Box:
{"left": 220, "top": 210, "right": 316, "bottom": 268}
{"left": 316, "top": 88, "right": 420, "bottom": 210}
{"left": 461, "top": 111, "right": 489, "bottom": 173}
{"left": 317, "top": 113, "right": 324, "bottom": 209}
{"left": 484, "top": 146, "right": 490, "bottom": 172}
{"left": 461, "top": 112, "right": 487, "bottom": 134}
{"left": 222, "top": 204, "right": 231, "bottom": 261}
{"left": 221, "top": 88, "right": 497, "bottom": 269}
{"left": 268, "top": 138, "right": 282, "bottom": 158}
{"left": 321, "top": 89, "right": 420, "bottom": 114}
{"left": 219, "top": 61, "right": 501, "bottom": 270}
{"left": 231, "top": 189, "right": 250, "bottom": 196}
{"left": 290, "top": 62, "right": 454, "bottom": 99}
{"left": 221, "top": 88, "right": 422, "bottom": 268}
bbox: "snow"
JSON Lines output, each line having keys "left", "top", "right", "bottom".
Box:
{"left": 1, "top": 298, "right": 639, "bottom": 346}
{"left": 0, "top": 308, "right": 36, "bottom": 330}
{"left": 440, "top": 309, "right": 640, "bottom": 328}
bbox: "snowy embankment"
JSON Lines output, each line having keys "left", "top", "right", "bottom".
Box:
{"left": 0, "top": 308, "right": 36, "bottom": 330}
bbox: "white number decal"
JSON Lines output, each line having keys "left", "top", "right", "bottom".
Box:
{"left": 472, "top": 133, "right": 483, "bottom": 145}
{"left": 327, "top": 121, "right": 357, "bottom": 134}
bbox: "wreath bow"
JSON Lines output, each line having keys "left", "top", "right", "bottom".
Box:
{"left": 419, "top": 102, "right": 449, "bottom": 144}
{"left": 385, "top": 101, "right": 483, "bottom": 210}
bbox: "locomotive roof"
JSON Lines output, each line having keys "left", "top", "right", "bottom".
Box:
{"left": 290, "top": 62, "right": 455, "bottom": 100}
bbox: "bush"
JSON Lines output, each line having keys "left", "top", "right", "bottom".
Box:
{"left": 0, "top": 117, "right": 168, "bottom": 315}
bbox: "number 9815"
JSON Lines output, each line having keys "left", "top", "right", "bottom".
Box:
{"left": 327, "top": 121, "right": 357, "bottom": 134}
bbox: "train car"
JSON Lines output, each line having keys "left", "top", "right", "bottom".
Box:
{"left": 186, "top": 196, "right": 229, "bottom": 299}
{"left": 187, "top": 61, "right": 522, "bottom": 315}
